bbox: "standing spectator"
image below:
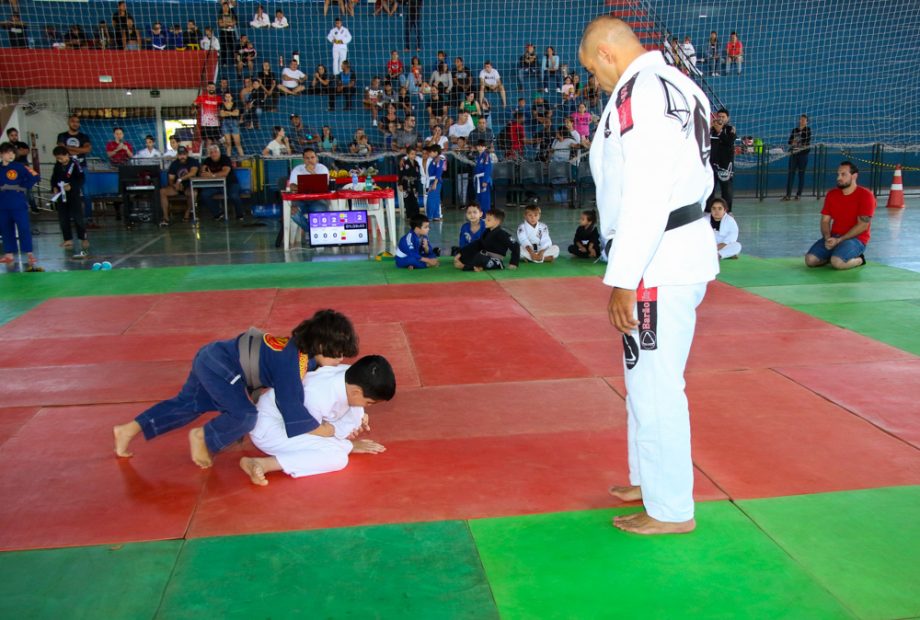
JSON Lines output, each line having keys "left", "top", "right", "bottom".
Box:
{"left": 105, "top": 127, "right": 134, "bottom": 165}
{"left": 200, "top": 26, "right": 219, "bottom": 53}
{"left": 502, "top": 112, "right": 526, "bottom": 160}
{"left": 680, "top": 35, "right": 697, "bottom": 72}
{"left": 167, "top": 24, "right": 184, "bottom": 50}
{"left": 583, "top": 74, "right": 601, "bottom": 111}
{"left": 64, "top": 25, "right": 86, "bottom": 50}
{"left": 571, "top": 103, "right": 592, "bottom": 147}
{"left": 236, "top": 35, "right": 257, "bottom": 77}
{"left": 319, "top": 126, "right": 337, "bottom": 153}
{"left": 327, "top": 17, "right": 352, "bottom": 76}
{"left": 705, "top": 31, "right": 721, "bottom": 76}
{"left": 541, "top": 47, "right": 561, "bottom": 93}
{"left": 517, "top": 43, "right": 538, "bottom": 92}
{"left": 311, "top": 64, "right": 332, "bottom": 97}
{"left": 263, "top": 126, "right": 292, "bottom": 157}
{"left": 122, "top": 17, "right": 141, "bottom": 50}
{"left": 725, "top": 32, "right": 744, "bottom": 74}
{"left": 250, "top": 5, "right": 270, "bottom": 29}
{"left": 159, "top": 146, "right": 199, "bottom": 225}
{"left": 217, "top": 13, "right": 238, "bottom": 67}
{"left": 375, "top": 0, "right": 399, "bottom": 17}
{"left": 185, "top": 20, "right": 200, "bottom": 50}
{"left": 194, "top": 81, "right": 223, "bottom": 149}
{"left": 135, "top": 135, "right": 161, "bottom": 159}
{"left": 148, "top": 22, "right": 167, "bottom": 51}
{"left": 805, "top": 161, "right": 875, "bottom": 270}
{"left": 197, "top": 144, "right": 244, "bottom": 221}
{"left": 394, "top": 115, "right": 420, "bottom": 150}
{"left": 452, "top": 57, "right": 472, "bottom": 106}
{"left": 403, "top": 0, "right": 422, "bottom": 52}
{"left": 279, "top": 59, "right": 307, "bottom": 95}
{"left": 220, "top": 93, "right": 244, "bottom": 157}
{"left": 331, "top": 60, "right": 356, "bottom": 111}
{"left": 56, "top": 116, "right": 94, "bottom": 225}
{"left": 708, "top": 107, "right": 735, "bottom": 211}
{"left": 96, "top": 21, "right": 112, "bottom": 50}
{"left": 363, "top": 76, "right": 385, "bottom": 127}
{"left": 272, "top": 10, "right": 289, "bottom": 29}
{"left": 479, "top": 60, "right": 507, "bottom": 107}
{"left": 111, "top": 1, "right": 132, "bottom": 50}
{"left": 1, "top": 12, "right": 28, "bottom": 48}
{"left": 783, "top": 114, "right": 812, "bottom": 201}
{"left": 289, "top": 114, "right": 309, "bottom": 151}
{"left": 385, "top": 50, "right": 404, "bottom": 88}
{"left": 6, "top": 128, "right": 29, "bottom": 164}
{"left": 257, "top": 61, "right": 278, "bottom": 110}
{"left": 239, "top": 77, "right": 262, "bottom": 128}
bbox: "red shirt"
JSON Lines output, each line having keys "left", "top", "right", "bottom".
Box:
{"left": 509, "top": 122, "right": 525, "bottom": 155}
{"left": 194, "top": 93, "right": 222, "bottom": 127}
{"left": 821, "top": 186, "right": 876, "bottom": 244}
{"left": 386, "top": 59, "right": 403, "bottom": 77}
{"left": 726, "top": 40, "right": 743, "bottom": 57}
{"left": 106, "top": 140, "right": 134, "bottom": 165}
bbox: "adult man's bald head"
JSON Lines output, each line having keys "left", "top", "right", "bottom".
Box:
{"left": 579, "top": 16, "right": 646, "bottom": 93}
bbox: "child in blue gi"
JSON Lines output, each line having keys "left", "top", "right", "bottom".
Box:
{"left": 113, "top": 309, "right": 359, "bottom": 468}
{"left": 450, "top": 203, "right": 485, "bottom": 256}
{"left": 424, "top": 144, "right": 445, "bottom": 221}
{"left": 395, "top": 214, "right": 440, "bottom": 269}
{"left": 473, "top": 141, "right": 493, "bottom": 213}
{"left": 0, "top": 142, "right": 42, "bottom": 271}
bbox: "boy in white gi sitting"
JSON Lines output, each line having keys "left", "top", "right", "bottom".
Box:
{"left": 709, "top": 197, "right": 741, "bottom": 259}
{"left": 240, "top": 355, "right": 396, "bottom": 486}
{"left": 517, "top": 204, "right": 560, "bottom": 263}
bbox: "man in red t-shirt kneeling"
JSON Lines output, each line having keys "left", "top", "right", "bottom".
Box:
{"left": 805, "top": 161, "right": 875, "bottom": 270}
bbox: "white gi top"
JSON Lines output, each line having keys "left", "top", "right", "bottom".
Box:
{"left": 250, "top": 12, "right": 270, "bottom": 28}
{"left": 135, "top": 147, "right": 161, "bottom": 159}
{"left": 288, "top": 162, "right": 330, "bottom": 188}
{"left": 272, "top": 16, "right": 289, "bottom": 29}
{"left": 713, "top": 213, "right": 739, "bottom": 246}
{"left": 200, "top": 35, "right": 219, "bottom": 51}
{"left": 589, "top": 51, "right": 718, "bottom": 289}
{"left": 327, "top": 26, "right": 352, "bottom": 47}
{"left": 517, "top": 221, "right": 554, "bottom": 252}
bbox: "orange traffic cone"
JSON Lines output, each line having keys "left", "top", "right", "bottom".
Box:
{"left": 886, "top": 165, "right": 905, "bottom": 209}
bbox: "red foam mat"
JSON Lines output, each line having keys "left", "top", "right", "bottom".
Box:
{"left": 686, "top": 369, "right": 920, "bottom": 498}
{"left": 776, "top": 359, "right": 920, "bottom": 450}
{"left": 499, "top": 277, "right": 609, "bottom": 316}
{"left": 349, "top": 322, "right": 420, "bottom": 389}
{"left": 402, "top": 317, "right": 593, "bottom": 386}
{"left": 0, "top": 407, "right": 38, "bottom": 448}
{"left": 187, "top": 430, "right": 726, "bottom": 539}
{"left": 0, "top": 404, "right": 210, "bottom": 551}
{"left": 0, "top": 295, "right": 157, "bottom": 339}
{"left": 125, "top": 289, "right": 278, "bottom": 334}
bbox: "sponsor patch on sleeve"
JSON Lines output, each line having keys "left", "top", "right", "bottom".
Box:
{"left": 615, "top": 74, "right": 638, "bottom": 136}
{"left": 263, "top": 334, "right": 290, "bottom": 352}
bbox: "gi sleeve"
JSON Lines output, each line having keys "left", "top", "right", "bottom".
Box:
{"left": 265, "top": 341, "right": 320, "bottom": 437}
{"left": 507, "top": 231, "right": 521, "bottom": 266}
{"left": 516, "top": 224, "right": 530, "bottom": 248}
{"left": 605, "top": 75, "right": 684, "bottom": 290}
{"left": 341, "top": 28, "right": 352, "bottom": 45}
{"left": 719, "top": 215, "right": 739, "bottom": 245}
{"left": 538, "top": 223, "right": 553, "bottom": 251}
{"left": 327, "top": 28, "right": 336, "bottom": 43}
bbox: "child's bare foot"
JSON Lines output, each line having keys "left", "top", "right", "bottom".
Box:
{"left": 407, "top": 265, "right": 414, "bottom": 270}
{"left": 188, "top": 428, "right": 213, "bottom": 468}
{"left": 613, "top": 511, "right": 696, "bottom": 535}
{"left": 609, "top": 484, "right": 642, "bottom": 501}
{"left": 113, "top": 421, "right": 142, "bottom": 457}
{"left": 352, "top": 439, "right": 386, "bottom": 454}
{"left": 473, "top": 266, "right": 484, "bottom": 272}
{"left": 544, "top": 255, "right": 555, "bottom": 263}
{"left": 240, "top": 457, "right": 269, "bottom": 486}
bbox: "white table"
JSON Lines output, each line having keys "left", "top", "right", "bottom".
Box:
{"left": 189, "top": 177, "right": 227, "bottom": 222}
{"left": 281, "top": 189, "right": 397, "bottom": 252}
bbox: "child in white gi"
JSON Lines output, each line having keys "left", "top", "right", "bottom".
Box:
{"left": 517, "top": 204, "right": 560, "bottom": 263}
{"left": 710, "top": 198, "right": 741, "bottom": 259}
{"left": 241, "top": 355, "right": 396, "bottom": 486}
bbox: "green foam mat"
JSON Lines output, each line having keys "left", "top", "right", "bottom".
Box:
{"left": 717, "top": 257, "right": 920, "bottom": 288}
{"left": 0, "top": 540, "right": 182, "bottom": 620}
{"left": 469, "top": 502, "right": 853, "bottom": 620}
{"left": 175, "top": 260, "right": 388, "bottom": 291}
{"left": 0, "top": 267, "right": 192, "bottom": 300}
{"left": 157, "top": 521, "right": 497, "bottom": 620}
{"left": 739, "top": 486, "right": 920, "bottom": 620}
{"left": 0, "top": 299, "right": 42, "bottom": 327}
{"left": 789, "top": 300, "right": 920, "bottom": 355}
{"left": 745, "top": 280, "right": 920, "bottom": 305}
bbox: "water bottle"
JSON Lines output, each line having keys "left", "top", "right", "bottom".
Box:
{"left": 364, "top": 174, "right": 373, "bottom": 192}
{"left": 351, "top": 171, "right": 359, "bottom": 190}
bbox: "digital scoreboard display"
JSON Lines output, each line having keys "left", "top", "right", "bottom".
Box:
{"left": 307, "top": 210, "right": 369, "bottom": 246}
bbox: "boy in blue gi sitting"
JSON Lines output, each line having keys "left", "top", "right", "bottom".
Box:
{"left": 395, "top": 214, "right": 440, "bottom": 269}
{"left": 113, "top": 309, "right": 359, "bottom": 468}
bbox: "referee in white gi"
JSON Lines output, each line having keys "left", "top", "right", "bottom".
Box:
{"left": 580, "top": 17, "right": 719, "bottom": 535}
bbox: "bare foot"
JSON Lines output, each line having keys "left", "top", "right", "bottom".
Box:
{"left": 188, "top": 428, "right": 213, "bottom": 468}
{"left": 609, "top": 484, "right": 642, "bottom": 502}
{"left": 239, "top": 457, "right": 269, "bottom": 486}
{"left": 544, "top": 255, "right": 555, "bottom": 263}
{"left": 612, "top": 511, "right": 645, "bottom": 526}
{"left": 352, "top": 439, "right": 386, "bottom": 454}
{"left": 613, "top": 511, "right": 696, "bottom": 535}
{"left": 113, "top": 421, "right": 141, "bottom": 457}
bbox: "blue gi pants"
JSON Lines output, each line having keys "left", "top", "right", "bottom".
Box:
{"left": 425, "top": 185, "right": 441, "bottom": 219}
{"left": 134, "top": 339, "right": 257, "bottom": 454}
{"left": 0, "top": 206, "right": 33, "bottom": 253}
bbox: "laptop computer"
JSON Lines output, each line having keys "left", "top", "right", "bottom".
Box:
{"left": 297, "top": 174, "right": 329, "bottom": 194}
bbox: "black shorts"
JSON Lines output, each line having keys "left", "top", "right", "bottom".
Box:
{"left": 201, "top": 125, "right": 221, "bottom": 142}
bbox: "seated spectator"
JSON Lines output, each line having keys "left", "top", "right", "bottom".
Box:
{"left": 379, "top": 120, "right": 398, "bottom": 151}
{"left": 380, "top": 82, "right": 398, "bottom": 109}
{"left": 499, "top": 113, "right": 526, "bottom": 160}
{"left": 148, "top": 22, "right": 167, "bottom": 50}
{"left": 561, "top": 75, "right": 576, "bottom": 100}
{"left": 95, "top": 21, "right": 112, "bottom": 50}
{"left": 805, "top": 161, "right": 874, "bottom": 270}
{"left": 479, "top": 60, "right": 507, "bottom": 107}
{"left": 394, "top": 115, "right": 420, "bottom": 150}
{"left": 135, "top": 135, "right": 161, "bottom": 159}
{"left": 468, "top": 117, "right": 494, "bottom": 149}
{"left": 257, "top": 61, "right": 278, "bottom": 110}
{"left": 424, "top": 125, "right": 449, "bottom": 150}
{"left": 710, "top": 198, "right": 741, "bottom": 259}
{"left": 583, "top": 74, "right": 601, "bottom": 110}
{"left": 399, "top": 86, "right": 415, "bottom": 117}
{"left": 406, "top": 56, "right": 423, "bottom": 95}
{"left": 725, "top": 32, "right": 744, "bottom": 74}
{"left": 167, "top": 24, "right": 185, "bottom": 50}
{"left": 363, "top": 76, "right": 385, "bottom": 127}
{"left": 185, "top": 20, "right": 200, "bottom": 50}
{"left": 272, "top": 10, "right": 289, "bottom": 29}
{"left": 428, "top": 103, "right": 451, "bottom": 133}
{"left": 279, "top": 59, "right": 306, "bottom": 95}
{"left": 375, "top": 0, "right": 399, "bottom": 17}
{"left": 550, "top": 126, "right": 577, "bottom": 162}
{"left": 563, "top": 116, "right": 582, "bottom": 147}
{"left": 1, "top": 12, "right": 28, "bottom": 48}
{"left": 479, "top": 96, "right": 493, "bottom": 130}
{"left": 311, "top": 64, "right": 332, "bottom": 97}
{"left": 705, "top": 31, "right": 721, "bottom": 76}
{"left": 240, "top": 77, "right": 265, "bottom": 129}
{"left": 448, "top": 111, "right": 475, "bottom": 145}
{"left": 123, "top": 17, "right": 141, "bottom": 50}
{"left": 289, "top": 114, "right": 318, "bottom": 150}
{"left": 452, "top": 57, "right": 473, "bottom": 103}
{"left": 64, "top": 25, "right": 86, "bottom": 50}
{"left": 319, "top": 126, "right": 337, "bottom": 153}
{"left": 287, "top": 148, "right": 331, "bottom": 230}
{"left": 571, "top": 103, "right": 593, "bottom": 148}
{"left": 541, "top": 47, "right": 561, "bottom": 93}
{"left": 250, "top": 5, "right": 270, "bottom": 28}
{"left": 385, "top": 50, "right": 404, "bottom": 88}
{"left": 263, "top": 126, "right": 292, "bottom": 157}
{"left": 530, "top": 93, "right": 552, "bottom": 132}
{"left": 200, "top": 26, "right": 219, "bottom": 52}
{"left": 236, "top": 35, "right": 256, "bottom": 76}
{"left": 159, "top": 146, "right": 199, "bottom": 225}
{"left": 198, "top": 144, "right": 244, "bottom": 221}
{"left": 517, "top": 43, "right": 538, "bottom": 92}
{"left": 349, "top": 129, "right": 373, "bottom": 157}
{"left": 330, "top": 60, "right": 356, "bottom": 110}
{"left": 106, "top": 127, "right": 134, "bottom": 166}
{"left": 460, "top": 91, "right": 482, "bottom": 126}
{"left": 429, "top": 50, "right": 448, "bottom": 74}
{"left": 164, "top": 136, "right": 179, "bottom": 158}
{"left": 430, "top": 62, "right": 453, "bottom": 97}
{"left": 680, "top": 36, "right": 698, "bottom": 73}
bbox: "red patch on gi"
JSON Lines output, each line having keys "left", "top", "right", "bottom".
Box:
{"left": 5, "top": 169, "right": 18, "bottom": 180}
{"left": 616, "top": 74, "right": 638, "bottom": 136}
{"left": 263, "top": 334, "right": 288, "bottom": 351}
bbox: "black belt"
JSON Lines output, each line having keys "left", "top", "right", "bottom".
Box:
{"left": 604, "top": 202, "right": 704, "bottom": 255}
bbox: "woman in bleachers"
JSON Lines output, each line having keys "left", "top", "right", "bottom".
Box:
{"left": 219, "top": 93, "right": 244, "bottom": 158}
{"left": 258, "top": 61, "right": 278, "bottom": 111}
{"left": 312, "top": 64, "right": 332, "bottom": 98}
{"left": 319, "top": 127, "right": 337, "bottom": 153}
{"left": 122, "top": 17, "right": 141, "bottom": 50}
{"left": 541, "top": 46, "right": 561, "bottom": 93}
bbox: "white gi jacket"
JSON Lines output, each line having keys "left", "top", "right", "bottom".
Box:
{"left": 516, "top": 221, "right": 554, "bottom": 252}
{"left": 589, "top": 52, "right": 718, "bottom": 289}
{"left": 327, "top": 26, "right": 352, "bottom": 48}
{"left": 713, "top": 213, "right": 739, "bottom": 246}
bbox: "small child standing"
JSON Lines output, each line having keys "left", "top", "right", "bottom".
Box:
{"left": 241, "top": 355, "right": 396, "bottom": 485}
{"left": 450, "top": 203, "right": 485, "bottom": 256}
{"left": 568, "top": 209, "right": 601, "bottom": 258}
{"left": 395, "top": 214, "right": 440, "bottom": 269}
{"left": 50, "top": 146, "right": 90, "bottom": 259}
{"left": 473, "top": 140, "right": 493, "bottom": 213}
{"left": 424, "top": 144, "right": 446, "bottom": 221}
{"left": 517, "top": 204, "right": 560, "bottom": 263}
{"left": 398, "top": 145, "right": 422, "bottom": 220}
{"left": 710, "top": 197, "right": 741, "bottom": 259}
{"left": 454, "top": 208, "right": 520, "bottom": 271}
{"left": 0, "top": 142, "right": 42, "bottom": 270}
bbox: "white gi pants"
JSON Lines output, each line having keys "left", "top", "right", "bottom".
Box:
{"left": 332, "top": 45, "right": 348, "bottom": 75}
{"left": 250, "top": 413, "right": 353, "bottom": 478}
{"left": 718, "top": 242, "right": 741, "bottom": 259}
{"left": 623, "top": 282, "right": 707, "bottom": 522}
{"left": 520, "top": 245, "right": 560, "bottom": 262}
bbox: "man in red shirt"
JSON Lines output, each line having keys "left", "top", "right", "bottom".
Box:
{"left": 725, "top": 32, "right": 743, "bottom": 74}
{"left": 805, "top": 161, "right": 875, "bottom": 270}
{"left": 105, "top": 127, "right": 134, "bottom": 165}
{"left": 504, "top": 112, "right": 526, "bottom": 160}
{"left": 194, "top": 81, "right": 223, "bottom": 149}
